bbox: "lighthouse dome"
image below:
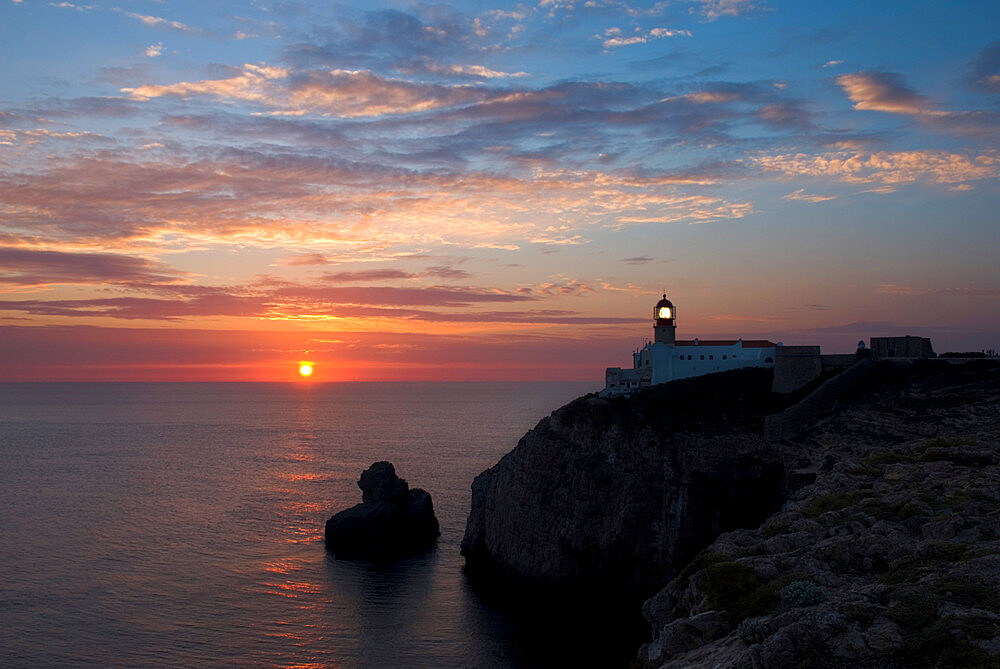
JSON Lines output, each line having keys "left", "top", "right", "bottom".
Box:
{"left": 654, "top": 294, "right": 674, "bottom": 321}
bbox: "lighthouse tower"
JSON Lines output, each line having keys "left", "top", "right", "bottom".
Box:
{"left": 653, "top": 294, "right": 676, "bottom": 345}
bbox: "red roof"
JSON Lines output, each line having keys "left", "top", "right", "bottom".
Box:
{"left": 675, "top": 339, "right": 776, "bottom": 348}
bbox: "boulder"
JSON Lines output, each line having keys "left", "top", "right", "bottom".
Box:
{"left": 325, "top": 461, "right": 439, "bottom": 559}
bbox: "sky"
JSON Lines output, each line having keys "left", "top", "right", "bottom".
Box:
{"left": 1, "top": 0, "right": 998, "bottom": 381}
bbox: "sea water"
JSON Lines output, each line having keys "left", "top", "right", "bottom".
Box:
{"left": 0, "top": 381, "right": 608, "bottom": 668}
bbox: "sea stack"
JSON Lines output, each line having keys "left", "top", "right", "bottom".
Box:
{"left": 325, "top": 461, "right": 440, "bottom": 560}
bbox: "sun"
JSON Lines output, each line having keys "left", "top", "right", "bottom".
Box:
{"left": 298, "top": 363, "right": 313, "bottom": 378}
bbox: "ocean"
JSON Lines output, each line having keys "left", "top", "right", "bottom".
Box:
{"left": 0, "top": 381, "right": 612, "bottom": 668}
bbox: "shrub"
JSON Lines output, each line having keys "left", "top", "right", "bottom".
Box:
{"left": 737, "top": 617, "right": 769, "bottom": 645}
{"left": 778, "top": 580, "right": 829, "bottom": 609}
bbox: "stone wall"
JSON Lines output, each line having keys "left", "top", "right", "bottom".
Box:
{"left": 765, "top": 357, "right": 876, "bottom": 441}
{"left": 772, "top": 346, "right": 822, "bottom": 394}
{"left": 820, "top": 353, "right": 857, "bottom": 368}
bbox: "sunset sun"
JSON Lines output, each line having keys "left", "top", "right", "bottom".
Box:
{"left": 298, "top": 363, "right": 313, "bottom": 378}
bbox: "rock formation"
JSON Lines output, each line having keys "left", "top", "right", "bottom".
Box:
{"left": 461, "top": 358, "right": 1000, "bottom": 667}
{"left": 461, "top": 368, "right": 787, "bottom": 595}
{"left": 638, "top": 360, "right": 1000, "bottom": 668}
{"left": 325, "top": 461, "right": 439, "bottom": 560}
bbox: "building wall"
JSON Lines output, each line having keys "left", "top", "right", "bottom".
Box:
{"left": 653, "top": 342, "right": 775, "bottom": 384}
{"left": 604, "top": 366, "right": 642, "bottom": 394}
{"left": 605, "top": 337, "right": 778, "bottom": 395}
{"left": 870, "top": 336, "right": 935, "bottom": 359}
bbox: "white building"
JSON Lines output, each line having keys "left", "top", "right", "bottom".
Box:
{"left": 602, "top": 295, "right": 779, "bottom": 396}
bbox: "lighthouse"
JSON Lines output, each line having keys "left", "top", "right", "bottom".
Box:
{"left": 602, "top": 293, "right": 779, "bottom": 396}
{"left": 653, "top": 294, "right": 676, "bottom": 345}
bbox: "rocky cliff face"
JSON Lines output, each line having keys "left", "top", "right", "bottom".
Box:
{"left": 461, "top": 368, "right": 786, "bottom": 595}
{"left": 640, "top": 360, "right": 1000, "bottom": 668}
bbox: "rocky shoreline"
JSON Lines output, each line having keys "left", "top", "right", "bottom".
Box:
{"left": 462, "top": 359, "right": 1000, "bottom": 668}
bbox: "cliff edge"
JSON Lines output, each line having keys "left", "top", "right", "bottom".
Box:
{"left": 460, "top": 368, "right": 786, "bottom": 595}
{"left": 462, "top": 359, "right": 1000, "bottom": 668}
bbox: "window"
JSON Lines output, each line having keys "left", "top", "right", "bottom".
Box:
{"left": 722, "top": 355, "right": 727, "bottom": 360}
{"left": 709, "top": 355, "right": 714, "bottom": 360}
{"left": 700, "top": 355, "right": 704, "bottom": 360}
{"left": 765, "top": 357, "right": 774, "bottom": 363}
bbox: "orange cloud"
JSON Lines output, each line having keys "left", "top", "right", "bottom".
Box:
{"left": 837, "top": 72, "right": 936, "bottom": 115}
{"left": 123, "top": 65, "right": 493, "bottom": 117}
{"left": 753, "top": 150, "right": 1000, "bottom": 185}
{"left": 0, "top": 154, "right": 752, "bottom": 256}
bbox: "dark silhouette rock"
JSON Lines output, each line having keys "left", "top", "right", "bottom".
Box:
{"left": 325, "top": 461, "right": 439, "bottom": 559}
{"left": 461, "top": 368, "right": 786, "bottom": 596}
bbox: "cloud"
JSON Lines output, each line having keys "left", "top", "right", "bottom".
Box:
{"left": 0, "top": 127, "right": 105, "bottom": 147}
{"left": 0, "top": 247, "right": 182, "bottom": 287}
{"left": 27, "top": 96, "right": 141, "bottom": 118}
{"left": 396, "top": 58, "right": 528, "bottom": 79}
{"left": 599, "top": 26, "right": 691, "bottom": 49}
{"left": 423, "top": 265, "right": 472, "bottom": 279}
{"left": 285, "top": 7, "right": 483, "bottom": 72}
{"left": 756, "top": 100, "right": 815, "bottom": 129}
{"left": 836, "top": 71, "right": 1000, "bottom": 135}
{"left": 145, "top": 43, "right": 163, "bottom": 58}
{"left": 282, "top": 253, "right": 330, "bottom": 266}
{"left": 50, "top": 2, "right": 94, "bottom": 10}
{"left": 320, "top": 269, "right": 415, "bottom": 282}
{"left": 125, "top": 12, "right": 202, "bottom": 35}
{"left": 519, "top": 278, "right": 595, "bottom": 296}
{"left": 0, "top": 275, "right": 546, "bottom": 323}
{"left": 875, "top": 284, "right": 1000, "bottom": 297}
{"left": 123, "top": 65, "right": 494, "bottom": 117}
{"left": 0, "top": 149, "right": 754, "bottom": 255}
{"left": 782, "top": 188, "right": 836, "bottom": 203}
{"left": 969, "top": 41, "right": 1000, "bottom": 93}
{"left": 821, "top": 60, "right": 843, "bottom": 68}
{"left": 599, "top": 282, "right": 655, "bottom": 294}
{"left": 753, "top": 150, "right": 1000, "bottom": 186}
{"left": 622, "top": 256, "right": 654, "bottom": 264}
{"left": 836, "top": 71, "right": 936, "bottom": 115}
{"left": 691, "top": 0, "right": 755, "bottom": 20}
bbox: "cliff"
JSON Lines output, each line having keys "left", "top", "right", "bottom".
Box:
{"left": 640, "top": 359, "right": 1000, "bottom": 668}
{"left": 462, "top": 359, "right": 1000, "bottom": 668}
{"left": 461, "top": 368, "right": 787, "bottom": 596}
